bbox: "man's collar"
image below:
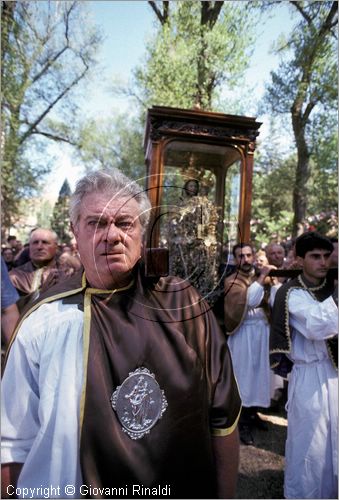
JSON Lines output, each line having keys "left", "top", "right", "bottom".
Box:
{"left": 299, "top": 273, "right": 327, "bottom": 291}
{"left": 31, "top": 258, "right": 57, "bottom": 269}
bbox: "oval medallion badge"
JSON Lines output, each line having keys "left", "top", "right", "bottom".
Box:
{"left": 111, "top": 367, "right": 168, "bottom": 440}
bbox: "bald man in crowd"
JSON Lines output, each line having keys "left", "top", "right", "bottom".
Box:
{"left": 265, "top": 243, "right": 286, "bottom": 269}
{"left": 9, "top": 228, "right": 62, "bottom": 311}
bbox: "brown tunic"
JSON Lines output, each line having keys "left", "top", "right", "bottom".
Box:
{"left": 224, "top": 269, "right": 272, "bottom": 335}
{"left": 10, "top": 264, "right": 241, "bottom": 499}
{"left": 9, "top": 260, "right": 63, "bottom": 311}
{"left": 80, "top": 269, "right": 240, "bottom": 498}
{"left": 10, "top": 261, "right": 45, "bottom": 294}
{"left": 224, "top": 269, "right": 255, "bottom": 334}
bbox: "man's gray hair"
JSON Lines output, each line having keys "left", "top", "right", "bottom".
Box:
{"left": 29, "top": 228, "right": 59, "bottom": 243}
{"left": 69, "top": 168, "right": 152, "bottom": 233}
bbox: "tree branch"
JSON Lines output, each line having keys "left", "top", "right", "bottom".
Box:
{"left": 302, "top": 100, "right": 316, "bottom": 126}
{"left": 30, "top": 3, "right": 77, "bottom": 85}
{"left": 148, "top": 1, "right": 169, "bottom": 25}
{"left": 201, "top": 1, "right": 224, "bottom": 27}
{"left": 290, "top": 0, "right": 338, "bottom": 36}
{"left": 319, "top": 1, "right": 338, "bottom": 36}
{"left": 30, "top": 46, "right": 69, "bottom": 85}
{"left": 163, "top": 1, "right": 169, "bottom": 22}
{"left": 290, "top": 1, "right": 313, "bottom": 26}
{"left": 31, "top": 128, "right": 78, "bottom": 146}
{"left": 19, "top": 60, "right": 89, "bottom": 145}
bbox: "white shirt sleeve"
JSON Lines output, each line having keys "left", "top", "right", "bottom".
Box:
{"left": 247, "top": 281, "right": 264, "bottom": 308}
{"left": 1, "top": 317, "right": 41, "bottom": 463}
{"left": 1, "top": 300, "right": 84, "bottom": 483}
{"left": 269, "top": 283, "right": 282, "bottom": 307}
{"left": 288, "top": 289, "right": 338, "bottom": 341}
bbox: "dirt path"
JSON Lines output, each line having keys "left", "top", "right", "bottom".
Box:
{"left": 236, "top": 411, "right": 288, "bottom": 499}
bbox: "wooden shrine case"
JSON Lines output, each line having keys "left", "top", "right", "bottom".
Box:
{"left": 143, "top": 106, "right": 262, "bottom": 302}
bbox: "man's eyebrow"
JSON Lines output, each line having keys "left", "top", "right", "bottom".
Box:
{"left": 83, "top": 212, "right": 135, "bottom": 221}
{"left": 83, "top": 213, "right": 106, "bottom": 220}
{"left": 309, "top": 251, "right": 331, "bottom": 256}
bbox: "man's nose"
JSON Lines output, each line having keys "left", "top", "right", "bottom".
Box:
{"left": 106, "top": 223, "right": 122, "bottom": 243}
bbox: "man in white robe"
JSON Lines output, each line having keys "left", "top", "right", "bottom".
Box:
{"left": 270, "top": 231, "right": 338, "bottom": 499}
{"left": 224, "top": 243, "right": 278, "bottom": 445}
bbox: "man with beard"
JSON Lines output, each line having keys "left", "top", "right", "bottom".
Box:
{"left": 224, "top": 243, "right": 277, "bottom": 445}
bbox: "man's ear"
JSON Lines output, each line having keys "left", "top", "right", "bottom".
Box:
{"left": 70, "top": 222, "right": 76, "bottom": 236}
{"left": 296, "top": 256, "right": 304, "bottom": 268}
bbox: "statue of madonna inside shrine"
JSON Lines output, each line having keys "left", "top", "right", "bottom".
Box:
{"left": 167, "top": 167, "right": 221, "bottom": 303}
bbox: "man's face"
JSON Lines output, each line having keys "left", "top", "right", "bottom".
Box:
{"left": 234, "top": 246, "right": 254, "bottom": 273}
{"left": 29, "top": 230, "right": 57, "bottom": 266}
{"left": 8, "top": 238, "right": 17, "bottom": 248}
{"left": 298, "top": 248, "right": 332, "bottom": 284}
{"left": 2, "top": 249, "right": 13, "bottom": 263}
{"left": 73, "top": 192, "right": 143, "bottom": 289}
{"left": 266, "top": 245, "right": 285, "bottom": 268}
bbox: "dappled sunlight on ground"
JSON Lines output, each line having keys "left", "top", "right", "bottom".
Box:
{"left": 237, "top": 410, "right": 287, "bottom": 499}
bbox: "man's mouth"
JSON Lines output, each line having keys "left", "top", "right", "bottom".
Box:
{"left": 102, "top": 251, "right": 123, "bottom": 257}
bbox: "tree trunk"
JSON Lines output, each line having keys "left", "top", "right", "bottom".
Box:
{"left": 194, "top": 2, "right": 223, "bottom": 109}
{"left": 1, "top": 2, "right": 16, "bottom": 73}
{"left": 291, "top": 109, "right": 310, "bottom": 237}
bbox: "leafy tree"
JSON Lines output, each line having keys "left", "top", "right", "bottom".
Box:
{"left": 36, "top": 199, "right": 54, "bottom": 229}
{"left": 251, "top": 155, "right": 295, "bottom": 245}
{"left": 78, "top": 1, "right": 255, "bottom": 187}
{"left": 127, "top": 1, "right": 255, "bottom": 111}
{"left": 77, "top": 1, "right": 256, "bottom": 196}
{"left": 263, "top": 1, "right": 338, "bottom": 235}
{"left": 51, "top": 178, "right": 72, "bottom": 244}
{"left": 76, "top": 114, "right": 146, "bottom": 182}
{"left": 307, "top": 112, "right": 338, "bottom": 215}
{"left": 250, "top": 117, "right": 294, "bottom": 244}
{"left": 1, "top": 0, "right": 101, "bottom": 237}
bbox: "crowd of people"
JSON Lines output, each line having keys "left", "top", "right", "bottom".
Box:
{"left": 1, "top": 167, "right": 337, "bottom": 500}
{"left": 223, "top": 235, "right": 337, "bottom": 499}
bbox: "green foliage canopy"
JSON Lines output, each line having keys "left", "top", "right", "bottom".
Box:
{"left": 76, "top": 1, "right": 256, "bottom": 193}
{"left": 132, "top": 1, "right": 255, "bottom": 111}
{"left": 262, "top": 1, "right": 338, "bottom": 235}
{"left": 1, "top": 0, "right": 101, "bottom": 236}
{"left": 76, "top": 115, "right": 146, "bottom": 182}
{"left": 50, "top": 178, "right": 72, "bottom": 244}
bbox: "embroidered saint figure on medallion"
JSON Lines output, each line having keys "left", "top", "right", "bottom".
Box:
{"left": 111, "top": 367, "right": 168, "bottom": 440}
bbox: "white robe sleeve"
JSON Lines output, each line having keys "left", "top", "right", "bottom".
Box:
{"left": 1, "top": 316, "right": 41, "bottom": 463}
{"left": 269, "top": 283, "right": 281, "bottom": 307}
{"left": 247, "top": 281, "right": 264, "bottom": 308}
{"left": 288, "top": 289, "right": 338, "bottom": 340}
